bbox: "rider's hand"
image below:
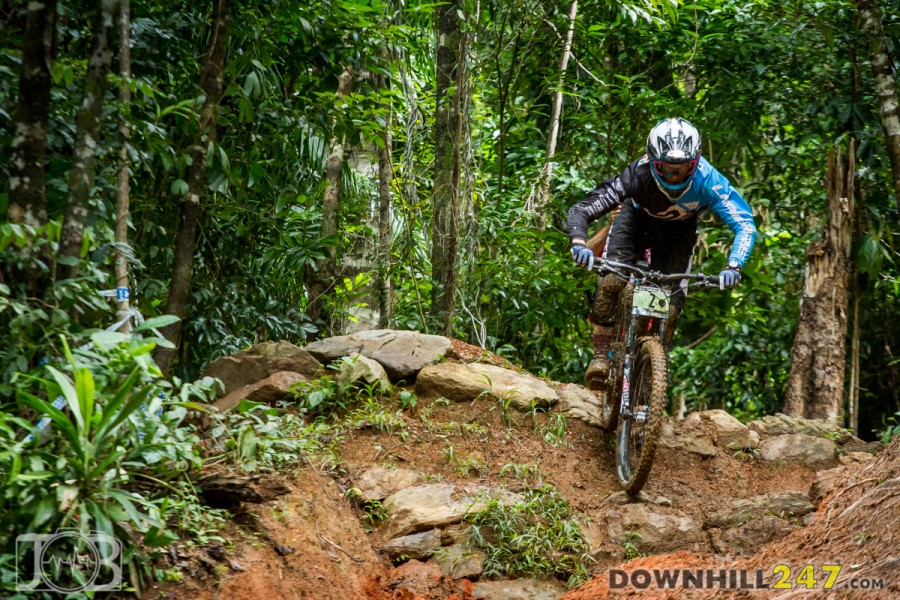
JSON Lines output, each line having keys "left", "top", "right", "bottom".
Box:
{"left": 718, "top": 268, "right": 741, "bottom": 289}
{"left": 571, "top": 243, "right": 595, "bottom": 269}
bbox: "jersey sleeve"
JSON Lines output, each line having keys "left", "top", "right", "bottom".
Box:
{"left": 566, "top": 161, "right": 642, "bottom": 240}
{"left": 700, "top": 166, "right": 757, "bottom": 268}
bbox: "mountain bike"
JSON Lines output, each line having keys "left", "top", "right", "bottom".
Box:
{"left": 586, "top": 258, "right": 720, "bottom": 494}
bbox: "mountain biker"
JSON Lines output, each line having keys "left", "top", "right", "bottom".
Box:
{"left": 566, "top": 117, "right": 757, "bottom": 390}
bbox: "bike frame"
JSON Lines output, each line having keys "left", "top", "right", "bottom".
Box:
{"left": 588, "top": 257, "right": 719, "bottom": 491}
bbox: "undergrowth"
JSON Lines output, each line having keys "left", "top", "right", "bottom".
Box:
{"left": 464, "top": 483, "right": 594, "bottom": 587}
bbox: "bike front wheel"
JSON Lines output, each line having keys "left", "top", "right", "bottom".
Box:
{"left": 616, "top": 336, "right": 668, "bottom": 494}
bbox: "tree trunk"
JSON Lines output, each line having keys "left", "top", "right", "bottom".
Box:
{"left": 8, "top": 0, "right": 56, "bottom": 229}
{"left": 430, "top": 0, "right": 464, "bottom": 335}
{"left": 783, "top": 141, "right": 856, "bottom": 422}
{"left": 114, "top": 0, "right": 132, "bottom": 333}
{"left": 856, "top": 0, "right": 900, "bottom": 212}
{"left": 307, "top": 67, "right": 353, "bottom": 329}
{"left": 154, "top": 0, "right": 230, "bottom": 375}
{"left": 57, "top": 0, "right": 120, "bottom": 280}
{"left": 532, "top": 1, "right": 577, "bottom": 236}
{"left": 376, "top": 69, "right": 393, "bottom": 329}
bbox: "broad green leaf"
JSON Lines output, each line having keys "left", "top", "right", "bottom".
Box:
{"left": 136, "top": 315, "right": 180, "bottom": 331}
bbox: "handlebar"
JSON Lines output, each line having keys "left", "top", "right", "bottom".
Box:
{"left": 587, "top": 258, "right": 721, "bottom": 288}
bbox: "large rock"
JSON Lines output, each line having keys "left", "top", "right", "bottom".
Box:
{"left": 698, "top": 409, "right": 760, "bottom": 449}
{"left": 380, "top": 484, "right": 522, "bottom": 540}
{"left": 473, "top": 578, "right": 567, "bottom": 600}
{"left": 432, "top": 543, "right": 484, "bottom": 580}
{"left": 658, "top": 414, "right": 716, "bottom": 457}
{"left": 809, "top": 465, "right": 850, "bottom": 504}
{"left": 747, "top": 413, "right": 857, "bottom": 444}
{"left": 702, "top": 492, "right": 815, "bottom": 529}
{"left": 557, "top": 384, "right": 605, "bottom": 427}
{"left": 380, "top": 529, "right": 443, "bottom": 561}
{"left": 334, "top": 353, "right": 392, "bottom": 393}
{"left": 355, "top": 466, "right": 421, "bottom": 502}
{"left": 203, "top": 341, "right": 322, "bottom": 396}
{"left": 605, "top": 504, "right": 702, "bottom": 554}
{"left": 304, "top": 330, "right": 452, "bottom": 381}
{"left": 760, "top": 434, "right": 839, "bottom": 468}
{"left": 415, "top": 363, "right": 558, "bottom": 409}
{"left": 212, "top": 371, "right": 307, "bottom": 413}
{"left": 380, "top": 485, "right": 478, "bottom": 540}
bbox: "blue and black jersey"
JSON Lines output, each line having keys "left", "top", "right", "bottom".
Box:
{"left": 566, "top": 156, "right": 757, "bottom": 268}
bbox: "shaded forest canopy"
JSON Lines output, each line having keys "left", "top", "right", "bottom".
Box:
{"left": 1, "top": 0, "right": 900, "bottom": 436}
{"left": 3, "top": 0, "right": 900, "bottom": 597}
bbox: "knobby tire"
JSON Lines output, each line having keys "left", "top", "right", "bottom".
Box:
{"left": 617, "top": 336, "right": 667, "bottom": 494}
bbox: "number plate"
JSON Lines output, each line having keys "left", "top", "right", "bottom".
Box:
{"left": 632, "top": 286, "right": 669, "bottom": 316}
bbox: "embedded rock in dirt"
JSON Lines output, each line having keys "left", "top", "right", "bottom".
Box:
{"left": 203, "top": 341, "right": 322, "bottom": 396}
{"left": 415, "top": 363, "right": 558, "bottom": 409}
{"left": 371, "top": 560, "right": 477, "bottom": 600}
{"left": 473, "top": 578, "right": 568, "bottom": 600}
{"left": 599, "top": 490, "right": 673, "bottom": 508}
{"left": 381, "top": 529, "right": 443, "bottom": 561}
{"left": 698, "top": 409, "right": 760, "bottom": 449}
{"left": 380, "top": 484, "right": 523, "bottom": 540}
{"left": 760, "top": 433, "right": 839, "bottom": 468}
{"left": 335, "top": 352, "right": 392, "bottom": 392}
{"left": 702, "top": 491, "right": 814, "bottom": 529}
{"left": 432, "top": 543, "right": 485, "bottom": 580}
{"left": 557, "top": 384, "right": 605, "bottom": 427}
{"left": 303, "top": 329, "right": 452, "bottom": 381}
{"left": 809, "top": 464, "right": 850, "bottom": 504}
{"left": 711, "top": 515, "right": 796, "bottom": 556}
{"left": 605, "top": 503, "right": 703, "bottom": 554}
{"left": 746, "top": 412, "right": 858, "bottom": 444}
{"left": 381, "top": 484, "right": 468, "bottom": 539}
{"left": 658, "top": 415, "right": 716, "bottom": 457}
{"left": 213, "top": 370, "right": 306, "bottom": 413}
{"left": 354, "top": 466, "right": 421, "bottom": 501}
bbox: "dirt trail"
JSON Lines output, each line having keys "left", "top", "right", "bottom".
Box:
{"left": 145, "top": 340, "right": 898, "bottom": 599}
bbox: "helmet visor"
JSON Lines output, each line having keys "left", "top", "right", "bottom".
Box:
{"left": 652, "top": 159, "right": 698, "bottom": 183}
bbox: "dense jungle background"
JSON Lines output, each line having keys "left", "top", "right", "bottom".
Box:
{"left": 1, "top": 0, "right": 900, "bottom": 596}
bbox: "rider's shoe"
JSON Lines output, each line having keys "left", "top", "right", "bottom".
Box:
{"left": 585, "top": 325, "right": 613, "bottom": 390}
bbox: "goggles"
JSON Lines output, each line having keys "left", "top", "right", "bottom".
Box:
{"left": 652, "top": 159, "right": 698, "bottom": 182}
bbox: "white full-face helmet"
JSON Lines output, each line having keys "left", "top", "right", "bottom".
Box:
{"left": 646, "top": 118, "right": 702, "bottom": 200}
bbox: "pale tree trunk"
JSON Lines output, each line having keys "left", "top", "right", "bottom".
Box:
{"left": 376, "top": 68, "right": 393, "bottom": 329}
{"left": 307, "top": 67, "right": 353, "bottom": 329}
{"left": 532, "top": 0, "right": 577, "bottom": 233}
{"left": 114, "top": 0, "right": 132, "bottom": 332}
{"left": 399, "top": 64, "right": 427, "bottom": 327}
{"left": 57, "top": 0, "right": 119, "bottom": 280}
{"left": 783, "top": 141, "right": 856, "bottom": 422}
{"left": 430, "top": 0, "right": 464, "bottom": 335}
{"left": 856, "top": 0, "right": 900, "bottom": 212}
{"left": 8, "top": 0, "right": 56, "bottom": 229}
{"left": 154, "top": 0, "right": 230, "bottom": 375}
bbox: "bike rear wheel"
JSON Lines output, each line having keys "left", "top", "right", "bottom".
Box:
{"left": 616, "top": 336, "right": 667, "bottom": 494}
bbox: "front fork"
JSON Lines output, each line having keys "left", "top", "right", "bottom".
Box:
{"left": 619, "top": 313, "right": 667, "bottom": 423}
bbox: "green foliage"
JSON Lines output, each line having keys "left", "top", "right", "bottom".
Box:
{"left": 622, "top": 531, "right": 646, "bottom": 560}
{"left": 209, "top": 400, "right": 338, "bottom": 473}
{"left": 0, "top": 333, "right": 208, "bottom": 595}
{"left": 464, "top": 484, "right": 594, "bottom": 587}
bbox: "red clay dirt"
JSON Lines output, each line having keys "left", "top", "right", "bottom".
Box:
{"left": 145, "top": 339, "right": 899, "bottom": 600}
